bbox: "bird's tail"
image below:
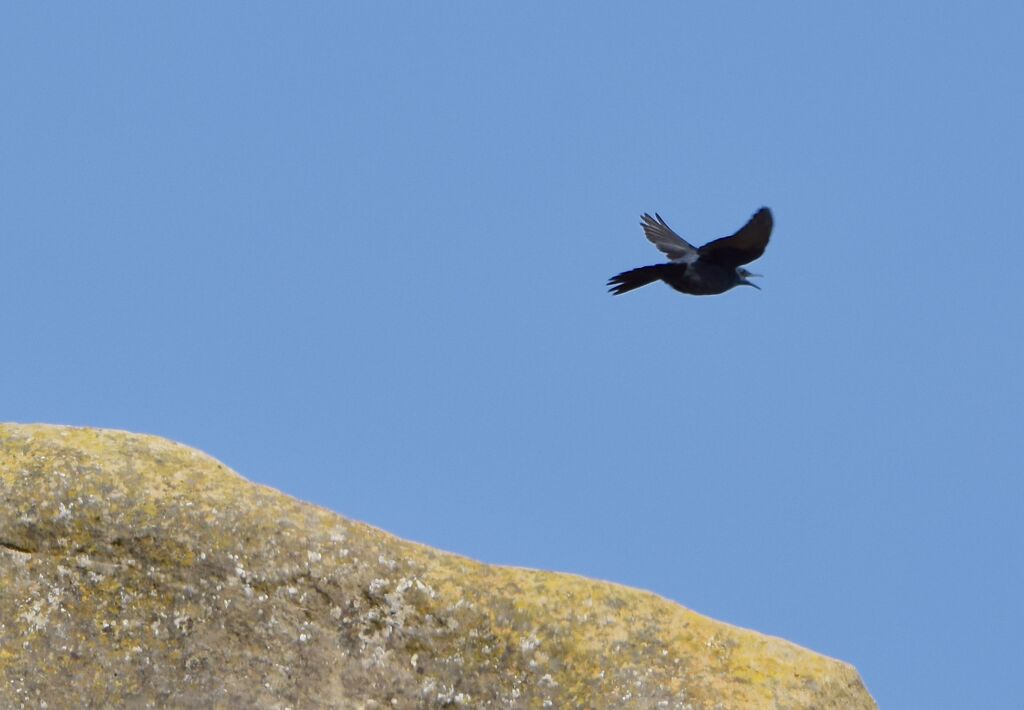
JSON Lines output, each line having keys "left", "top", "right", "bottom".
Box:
{"left": 607, "top": 265, "right": 667, "bottom": 295}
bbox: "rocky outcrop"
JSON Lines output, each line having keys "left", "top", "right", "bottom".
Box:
{"left": 0, "top": 424, "right": 875, "bottom": 708}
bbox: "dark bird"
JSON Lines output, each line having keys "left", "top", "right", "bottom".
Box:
{"left": 608, "top": 207, "right": 773, "bottom": 296}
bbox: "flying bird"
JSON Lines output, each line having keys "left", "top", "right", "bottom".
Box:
{"left": 608, "top": 207, "right": 773, "bottom": 296}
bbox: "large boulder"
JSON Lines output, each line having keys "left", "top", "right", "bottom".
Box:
{"left": 0, "top": 424, "right": 875, "bottom": 708}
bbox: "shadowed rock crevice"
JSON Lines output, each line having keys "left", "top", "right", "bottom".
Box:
{"left": 0, "top": 424, "right": 876, "bottom": 709}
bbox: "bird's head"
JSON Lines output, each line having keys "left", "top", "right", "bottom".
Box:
{"left": 736, "top": 267, "right": 762, "bottom": 290}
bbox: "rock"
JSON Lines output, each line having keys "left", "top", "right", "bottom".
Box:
{"left": 0, "top": 424, "right": 876, "bottom": 709}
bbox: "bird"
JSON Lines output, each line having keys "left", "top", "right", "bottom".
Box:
{"left": 608, "top": 207, "right": 773, "bottom": 296}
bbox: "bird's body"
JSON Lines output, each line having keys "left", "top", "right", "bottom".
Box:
{"left": 608, "top": 208, "right": 773, "bottom": 297}
{"left": 609, "top": 261, "right": 745, "bottom": 296}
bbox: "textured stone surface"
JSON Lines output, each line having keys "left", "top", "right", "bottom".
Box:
{"left": 0, "top": 424, "right": 876, "bottom": 709}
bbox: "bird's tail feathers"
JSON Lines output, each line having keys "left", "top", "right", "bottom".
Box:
{"left": 607, "top": 265, "right": 667, "bottom": 295}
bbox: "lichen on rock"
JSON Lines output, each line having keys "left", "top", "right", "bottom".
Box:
{"left": 0, "top": 424, "right": 876, "bottom": 709}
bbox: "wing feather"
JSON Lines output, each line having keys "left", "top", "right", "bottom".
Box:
{"left": 697, "top": 207, "right": 773, "bottom": 267}
{"left": 639, "top": 213, "right": 698, "bottom": 263}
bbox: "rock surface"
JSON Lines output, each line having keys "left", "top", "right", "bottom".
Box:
{"left": 0, "top": 424, "right": 876, "bottom": 709}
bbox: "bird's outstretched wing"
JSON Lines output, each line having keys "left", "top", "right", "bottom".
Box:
{"left": 640, "top": 213, "right": 698, "bottom": 263}
{"left": 697, "top": 207, "right": 773, "bottom": 267}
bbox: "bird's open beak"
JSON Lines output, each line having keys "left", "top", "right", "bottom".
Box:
{"left": 745, "top": 273, "right": 762, "bottom": 290}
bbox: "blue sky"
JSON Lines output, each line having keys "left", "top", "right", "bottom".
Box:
{"left": 3, "top": 4, "right": 1022, "bottom": 707}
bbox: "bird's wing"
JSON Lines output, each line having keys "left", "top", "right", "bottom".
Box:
{"left": 697, "top": 207, "right": 773, "bottom": 267}
{"left": 640, "top": 213, "right": 698, "bottom": 263}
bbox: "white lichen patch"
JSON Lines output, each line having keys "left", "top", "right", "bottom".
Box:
{"left": 425, "top": 682, "right": 471, "bottom": 706}
{"left": 20, "top": 600, "right": 49, "bottom": 632}
{"left": 519, "top": 632, "right": 541, "bottom": 654}
{"left": 55, "top": 501, "right": 72, "bottom": 520}
{"left": 393, "top": 576, "right": 435, "bottom": 599}
{"left": 361, "top": 645, "right": 390, "bottom": 668}
{"left": 173, "top": 614, "right": 192, "bottom": 634}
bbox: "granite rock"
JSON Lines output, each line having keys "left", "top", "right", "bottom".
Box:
{"left": 0, "top": 424, "right": 876, "bottom": 709}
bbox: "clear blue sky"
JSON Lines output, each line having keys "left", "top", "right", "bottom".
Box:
{"left": 3, "top": 4, "right": 1021, "bottom": 707}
